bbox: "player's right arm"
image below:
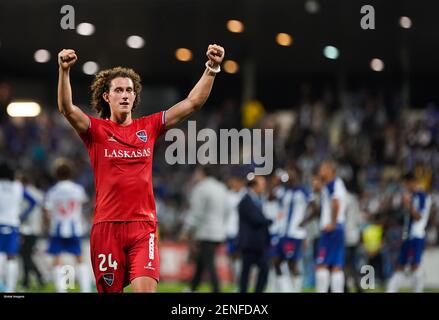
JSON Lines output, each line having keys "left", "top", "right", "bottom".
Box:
{"left": 57, "top": 49, "right": 90, "bottom": 133}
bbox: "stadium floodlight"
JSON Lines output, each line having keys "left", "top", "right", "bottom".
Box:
{"left": 399, "top": 16, "right": 412, "bottom": 29}
{"left": 223, "top": 60, "right": 239, "bottom": 74}
{"left": 305, "top": 0, "right": 320, "bottom": 14}
{"left": 370, "top": 58, "right": 384, "bottom": 72}
{"left": 323, "top": 45, "right": 339, "bottom": 60}
{"left": 82, "top": 61, "right": 99, "bottom": 75}
{"left": 77, "top": 22, "right": 95, "bottom": 36}
{"left": 7, "top": 101, "right": 41, "bottom": 117}
{"left": 34, "top": 49, "right": 51, "bottom": 63}
{"left": 227, "top": 20, "right": 244, "bottom": 33}
{"left": 175, "top": 48, "right": 193, "bottom": 62}
{"left": 276, "top": 33, "right": 293, "bottom": 46}
{"left": 126, "top": 35, "right": 145, "bottom": 49}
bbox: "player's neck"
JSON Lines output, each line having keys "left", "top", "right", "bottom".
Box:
{"left": 110, "top": 112, "right": 132, "bottom": 126}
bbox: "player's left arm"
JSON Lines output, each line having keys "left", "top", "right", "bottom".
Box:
{"left": 165, "top": 44, "right": 225, "bottom": 128}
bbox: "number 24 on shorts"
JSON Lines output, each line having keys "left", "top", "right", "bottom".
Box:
{"left": 98, "top": 253, "right": 118, "bottom": 271}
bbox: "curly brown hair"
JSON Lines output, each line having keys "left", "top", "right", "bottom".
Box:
{"left": 90, "top": 67, "right": 142, "bottom": 119}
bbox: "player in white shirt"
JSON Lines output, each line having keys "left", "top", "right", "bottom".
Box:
{"left": 19, "top": 174, "right": 45, "bottom": 290}
{"left": 0, "top": 162, "right": 36, "bottom": 292}
{"left": 264, "top": 170, "right": 287, "bottom": 292}
{"left": 387, "top": 172, "right": 431, "bottom": 292}
{"left": 315, "top": 160, "right": 347, "bottom": 293}
{"left": 44, "top": 158, "right": 90, "bottom": 292}
{"left": 272, "top": 165, "right": 310, "bottom": 292}
{"left": 224, "top": 173, "right": 246, "bottom": 288}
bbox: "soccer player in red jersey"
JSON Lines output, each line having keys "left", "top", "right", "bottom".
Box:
{"left": 57, "top": 44, "right": 225, "bottom": 292}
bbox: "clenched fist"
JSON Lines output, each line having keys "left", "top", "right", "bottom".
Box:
{"left": 206, "top": 44, "right": 225, "bottom": 69}
{"left": 58, "top": 49, "right": 78, "bottom": 70}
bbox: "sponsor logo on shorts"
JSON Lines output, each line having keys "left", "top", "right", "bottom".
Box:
{"left": 103, "top": 273, "right": 114, "bottom": 286}
{"left": 316, "top": 248, "right": 326, "bottom": 264}
{"left": 149, "top": 233, "right": 155, "bottom": 260}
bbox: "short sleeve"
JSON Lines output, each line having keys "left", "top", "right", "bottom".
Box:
{"left": 415, "top": 192, "right": 426, "bottom": 213}
{"left": 326, "top": 180, "right": 336, "bottom": 198}
{"left": 78, "top": 115, "right": 98, "bottom": 146}
{"left": 143, "top": 111, "right": 167, "bottom": 139}
{"left": 333, "top": 179, "right": 346, "bottom": 200}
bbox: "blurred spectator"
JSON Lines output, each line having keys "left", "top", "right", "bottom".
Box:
{"left": 224, "top": 170, "right": 246, "bottom": 289}
{"left": 344, "top": 191, "right": 363, "bottom": 292}
{"left": 18, "top": 173, "right": 45, "bottom": 290}
{"left": 44, "top": 158, "right": 91, "bottom": 292}
{"left": 238, "top": 175, "right": 271, "bottom": 293}
{"left": 180, "top": 166, "right": 228, "bottom": 292}
{"left": 0, "top": 161, "right": 36, "bottom": 292}
{"left": 387, "top": 172, "right": 432, "bottom": 292}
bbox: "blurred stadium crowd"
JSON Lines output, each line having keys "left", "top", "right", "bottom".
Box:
{"left": 0, "top": 78, "right": 438, "bottom": 292}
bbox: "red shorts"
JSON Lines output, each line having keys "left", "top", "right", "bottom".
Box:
{"left": 90, "top": 221, "right": 160, "bottom": 293}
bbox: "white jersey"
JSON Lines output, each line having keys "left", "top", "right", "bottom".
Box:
{"left": 406, "top": 191, "right": 431, "bottom": 239}
{"left": 279, "top": 187, "right": 309, "bottom": 239}
{"left": 0, "top": 180, "right": 24, "bottom": 227}
{"left": 262, "top": 185, "right": 287, "bottom": 237}
{"left": 20, "top": 185, "right": 45, "bottom": 236}
{"left": 263, "top": 199, "right": 282, "bottom": 237}
{"left": 225, "top": 189, "right": 245, "bottom": 239}
{"left": 320, "top": 177, "right": 347, "bottom": 230}
{"left": 44, "top": 180, "right": 88, "bottom": 238}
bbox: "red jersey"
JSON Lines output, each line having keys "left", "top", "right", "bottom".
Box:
{"left": 79, "top": 111, "right": 166, "bottom": 224}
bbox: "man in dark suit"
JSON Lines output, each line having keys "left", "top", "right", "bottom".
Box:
{"left": 238, "top": 175, "right": 271, "bottom": 293}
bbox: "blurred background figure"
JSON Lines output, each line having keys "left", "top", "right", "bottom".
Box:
{"left": 361, "top": 213, "right": 385, "bottom": 288}
{"left": 264, "top": 169, "right": 286, "bottom": 292}
{"left": 238, "top": 175, "right": 271, "bottom": 293}
{"left": 44, "top": 158, "right": 90, "bottom": 292}
{"left": 343, "top": 189, "right": 363, "bottom": 292}
{"left": 315, "top": 160, "right": 347, "bottom": 293}
{"left": 224, "top": 169, "right": 246, "bottom": 290}
{"left": 301, "top": 168, "right": 324, "bottom": 290}
{"left": 272, "top": 165, "right": 310, "bottom": 292}
{"left": 180, "top": 166, "right": 228, "bottom": 292}
{"left": 387, "top": 172, "right": 432, "bottom": 292}
{"left": 0, "top": 161, "right": 36, "bottom": 292}
{"left": 18, "top": 173, "right": 45, "bottom": 290}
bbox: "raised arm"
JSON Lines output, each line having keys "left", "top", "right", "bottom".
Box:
{"left": 165, "top": 44, "right": 225, "bottom": 128}
{"left": 57, "top": 49, "right": 90, "bottom": 133}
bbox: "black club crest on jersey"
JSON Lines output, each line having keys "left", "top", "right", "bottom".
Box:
{"left": 103, "top": 273, "right": 114, "bottom": 286}
{"left": 136, "top": 130, "right": 147, "bottom": 142}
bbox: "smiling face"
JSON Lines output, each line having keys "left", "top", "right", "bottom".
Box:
{"left": 103, "top": 77, "right": 136, "bottom": 117}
